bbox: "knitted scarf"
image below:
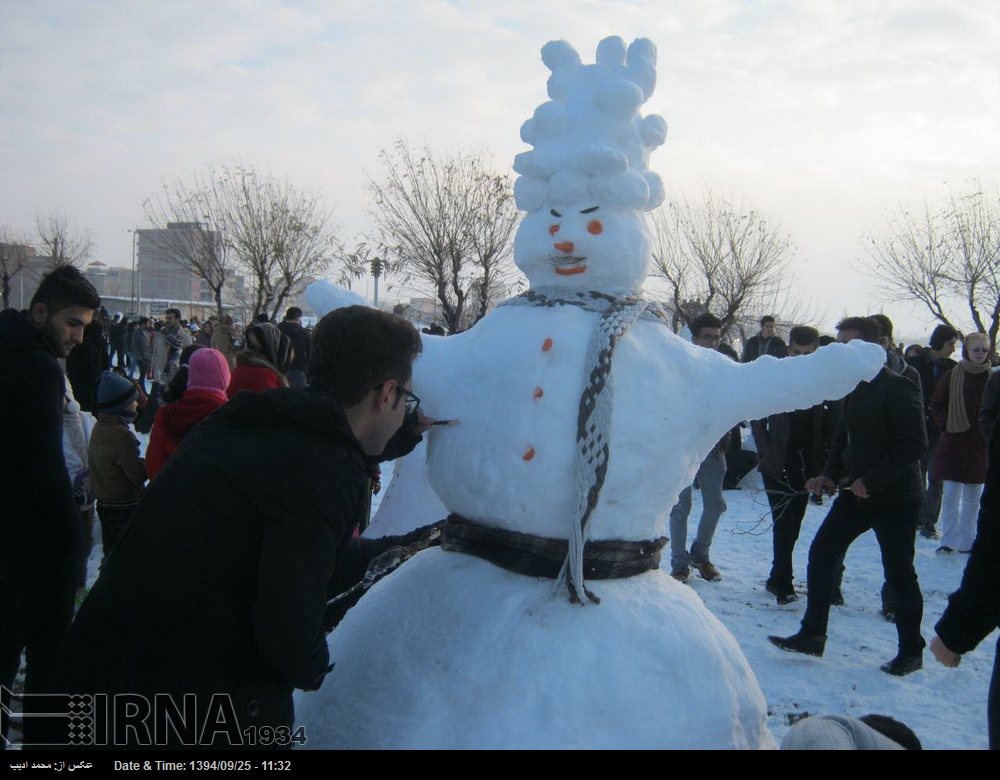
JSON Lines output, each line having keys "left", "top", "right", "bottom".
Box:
{"left": 499, "top": 289, "right": 671, "bottom": 603}
{"left": 946, "top": 359, "right": 992, "bottom": 433}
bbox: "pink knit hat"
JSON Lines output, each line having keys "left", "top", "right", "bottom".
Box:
{"left": 187, "top": 348, "right": 231, "bottom": 393}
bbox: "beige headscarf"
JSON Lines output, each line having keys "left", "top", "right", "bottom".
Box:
{"left": 946, "top": 333, "right": 992, "bottom": 433}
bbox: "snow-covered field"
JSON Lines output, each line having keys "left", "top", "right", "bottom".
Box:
{"left": 656, "top": 468, "right": 994, "bottom": 750}
{"left": 336, "top": 454, "right": 995, "bottom": 750}
{"left": 67, "top": 436, "right": 993, "bottom": 750}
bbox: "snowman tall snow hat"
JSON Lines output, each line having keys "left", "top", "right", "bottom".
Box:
{"left": 513, "top": 36, "right": 667, "bottom": 213}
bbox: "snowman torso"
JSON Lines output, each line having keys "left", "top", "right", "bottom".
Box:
{"left": 416, "top": 303, "right": 726, "bottom": 542}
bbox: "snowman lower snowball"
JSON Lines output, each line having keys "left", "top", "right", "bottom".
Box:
{"left": 297, "top": 36, "right": 885, "bottom": 749}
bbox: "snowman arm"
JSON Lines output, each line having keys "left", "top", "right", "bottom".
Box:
{"left": 703, "top": 340, "right": 886, "bottom": 429}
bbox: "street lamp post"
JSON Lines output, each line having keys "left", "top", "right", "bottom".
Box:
{"left": 371, "top": 257, "right": 382, "bottom": 307}
{"left": 130, "top": 229, "right": 139, "bottom": 316}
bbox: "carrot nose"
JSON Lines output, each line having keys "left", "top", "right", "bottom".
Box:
{"left": 554, "top": 241, "right": 574, "bottom": 253}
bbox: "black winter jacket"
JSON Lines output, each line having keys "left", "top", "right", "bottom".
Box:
{"left": 48, "top": 386, "right": 419, "bottom": 749}
{"left": 0, "top": 308, "right": 80, "bottom": 566}
{"left": 822, "top": 367, "right": 927, "bottom": 504}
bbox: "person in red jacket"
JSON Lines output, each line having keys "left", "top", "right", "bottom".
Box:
{"left": 227, "top": 322, "right": 293, "bottom": 398}
{"left": 146, "top": 348, "right": 231, "bottom": 480}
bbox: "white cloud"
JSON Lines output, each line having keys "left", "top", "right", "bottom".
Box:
{"left": 2, "top": 0, "right": 998, "bottom": 335}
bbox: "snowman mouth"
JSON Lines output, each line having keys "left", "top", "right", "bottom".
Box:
{"left": 548, "top": 255, "right": 587, "bottom": 276}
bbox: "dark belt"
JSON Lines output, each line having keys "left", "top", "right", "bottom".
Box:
{"left": 440, "top": 514, "right": 666, "bottom": 580}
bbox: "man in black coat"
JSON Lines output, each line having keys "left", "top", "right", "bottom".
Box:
{"left": 932, "top": 423, "right": 1000, "bottom": 748}
{"left": 278, "top": 307, "right": 311, "bottom": 389}
{"left": 741, "top": 315, "right": 787, "bottom": 363}
{"left": 907, "top": 324, "right": 959, "bottom": 539}
{"left": 0, "top": 265, "right": 101, "bottom": 747}
{"left": 47, "top": 306, "right": 433, "bottom": 750}
{"left": 751, "top": 326, "right": 832, "bottom": 605}
{"left": 769, "top": 317, "right": 928, "bottom": 676}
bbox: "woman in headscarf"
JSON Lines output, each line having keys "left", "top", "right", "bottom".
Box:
{"left": 227, "top": 321, "right": 293, "bottom": 398}
{"left": 931, "top": 332, "right": 994, "bottom": 554}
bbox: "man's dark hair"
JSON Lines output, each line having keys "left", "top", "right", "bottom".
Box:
{"left": 689, "top": 313, "right": 722, "bottom": 339}
{"left": 869, "top": 313, "right": 893, "bottom": 340}
{"left": 165, "top": 307, "right": 182, "bottom": 320}
{"left": 858, "top": 714, "right": 922, "bottom": 750}
{"left": 788, "top": 325, "right": 819, "bottom": 349}
{"left": 309, "top": 306, "right": 422, "bottom": 406}
{"left": 138, "top": 316, "right": 150, "bottom": 326}
{"left": 285, "top": 306, "right": 303, "bottom": 321}
{"left": 255, "top": 312, "right": 270, "bottom": 323}
{"left": 29, "top": 265, "right": 101, "bottom": 314}
{"left": 835, "top": 316, "right": 881, "bottom": 344}
{"left": 929, "top": 324, "right": 960, "bottom": 351}
{"left": 760, "top": 315, "right": 775, "bottom": 326}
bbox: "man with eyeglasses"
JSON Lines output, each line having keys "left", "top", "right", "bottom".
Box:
{"left": 46, "top": 306, "right": 438, "bottom": 749}
{"left": 668, "top": 312, "right": 731, "bottom": 583}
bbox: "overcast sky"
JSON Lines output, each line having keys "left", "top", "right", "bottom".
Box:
{"left": 3, "top": 0, "right": 999, "bottom": 340}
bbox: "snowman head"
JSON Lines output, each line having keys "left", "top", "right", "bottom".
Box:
{"left": 513, "top": 36, "right": 667, "bottom": 295}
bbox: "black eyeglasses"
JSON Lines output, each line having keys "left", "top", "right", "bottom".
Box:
{"left": 374, "top": 383, "right": 420, "bottom": 415}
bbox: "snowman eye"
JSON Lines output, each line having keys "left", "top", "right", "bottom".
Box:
{"left": 580, "top": 206, "right": 600, "bottom": 214}
{"left": 587, "top": 220, "right": 603, "bottom": 235}
{"left": 550, "top": 209, "right": 562, "bottom": 217}
{"left": 549, "top": 225, "right": 559, "bottom": 236}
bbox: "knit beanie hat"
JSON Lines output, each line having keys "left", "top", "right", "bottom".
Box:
{"left": 187, "top": 348, "right": 232, "bottom": 394}
{"left": 97, "top": 371, "right": 139, "bottom": 415}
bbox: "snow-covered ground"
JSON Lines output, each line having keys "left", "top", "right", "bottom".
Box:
{"left": 363, "top": 460, "right": 995, "bottom": 750}
{"left": 693, "top": 471, "right": 993, "bottom": 750}
{"left": 65, "top": 436, "right": 993, "bottom": 750}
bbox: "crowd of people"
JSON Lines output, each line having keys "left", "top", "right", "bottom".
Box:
{"left": 1, "top": 266, "right": 998, "bottom": 750}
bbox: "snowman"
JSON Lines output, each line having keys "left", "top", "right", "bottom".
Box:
{"left": 298, "top": 36, "right": 885, "bottom": 749}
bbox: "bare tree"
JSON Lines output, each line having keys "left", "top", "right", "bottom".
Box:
{"left": 337, "top": 241, "right": 378, "bottom": 290}
{"left": 144, "top": 167, "right": 342, "bottom": 321}
{"left": 864, "top": 183, "right": 1000, "bottom": 350}
{"left": 34, "top": 212, "right": 93, "bottom": 268}
{"left": 219, "top": 166, "right": 340, "bottom": 321}
{"left": 143, "top": 171, "right": 236, "bottom": 320}
{"left": 0, "top": 229, "right": 34, "bottom": 309}
{"left": 368, "top": 141, "right": 520, "bottom": 333}
{"left": 649, "top": 189, "right": 797, "bottom": 342}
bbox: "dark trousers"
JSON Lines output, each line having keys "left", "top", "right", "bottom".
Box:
{"left": 801, "top": 494, "right": 925, "bottom": 655}
{"left": 764, "top": 473, "right": 809, "bottom": 591}
{"left": 97, "top": 502, "right": 138, "bottom": 560}
{"left": 920, "top": 441, "right": 943, "bottom": 530}
{"left": 765, "top": 472, "right": 844, "bottom": 595}
{"left": 134, "top": 359, "right": 150, "bottom": 393}
{"left": 0, "top": 555, "right": 78, "bottom": 747}
{"left": 134, "top": 381, "right": 160, "bottom": 433}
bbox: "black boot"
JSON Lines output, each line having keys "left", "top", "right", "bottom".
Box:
{"left": 768, "top": 632, "right": 826, "bottom": 657}
{"left": 880, "top": 653, "right": 922, "bottom": 676}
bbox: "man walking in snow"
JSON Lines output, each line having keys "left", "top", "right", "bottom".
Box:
{"left": 752, "top": 325, "right": 831, "bottom": 605}
{"left": 47, "top": 306, "right": 437, "bottom": 749}
{"left": 669, "top": 312, "right": 729, "bottom": 583}
{"left": 769, "top": 316, "right": 927, "bottom": 676}
{"left": 0, "top": 265, "right": 101, "bottom": 747}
